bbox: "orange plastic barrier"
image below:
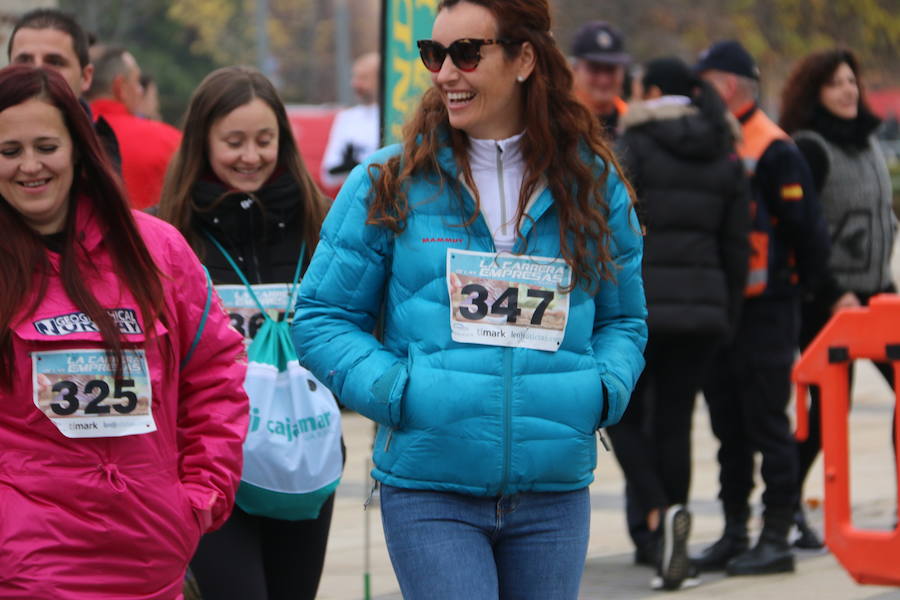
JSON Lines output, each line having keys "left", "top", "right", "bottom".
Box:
{"left": 792, "top": 294, "right": 900, "bottom": 586}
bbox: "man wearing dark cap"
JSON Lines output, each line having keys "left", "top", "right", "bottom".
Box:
{"left": 570, "top": 21, "right": 630, "bottom": 139}
{"left": 693, "top": 40, "right": 840, "bottom": 577}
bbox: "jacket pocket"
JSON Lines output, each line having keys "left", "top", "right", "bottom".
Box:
{"left": 597, "top": 371, "right": 628, "bottom": 428}
{"left": 596, "top": 378, "right": 610, "bottom": 430}
{"left": 369, "top": 352, "right": 409, "bottom": 430}
{"left": 174, "top": 479, "right": 204, "bottom": 555}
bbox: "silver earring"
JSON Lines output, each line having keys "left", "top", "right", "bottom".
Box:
{"left": 517, "top": 75, "right": 525, "bottom": 83}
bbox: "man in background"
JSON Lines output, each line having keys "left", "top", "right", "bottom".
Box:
{"left": 693, "top": 40, "right": 839, "bottom": 577}
{"left": 571, "top": 21, "right": 630, "bottom": 139}
{"left": 320, "top": 52, "right": 381, "bottom": 190}
{"left": 87, "top": 47, "right": 181, "bottom": 210}
{"left": 7, "top": 8, "right": 120, "bottom": 171}
{"left": 137, "top": 73, "right": 162, "bottom": 121}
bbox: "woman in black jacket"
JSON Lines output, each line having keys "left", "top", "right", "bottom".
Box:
{"left": 158, "top": 66, "right": 333, "bottom": 600}
{"left": 608, "top": 56, "right": 750, "bottom": 591}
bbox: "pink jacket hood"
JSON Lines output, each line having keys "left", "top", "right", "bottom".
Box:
{"left": 0, "top": 197, "right": 248, "bottom": 599}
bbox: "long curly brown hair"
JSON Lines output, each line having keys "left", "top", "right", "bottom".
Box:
{"left": 367, "top": 0, "right": 635, "bottom": 291}
{"left": 780, "top": 48, "right": 875, "bottom": 134}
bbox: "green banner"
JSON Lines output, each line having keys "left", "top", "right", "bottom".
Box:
{"left": 381, "top": 0, "right": 438, "bottom": 145}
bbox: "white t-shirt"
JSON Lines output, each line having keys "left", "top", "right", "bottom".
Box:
{"left": 467, "top": 132, "right": 526, "bottom": 253}
{"left": 320, "top": 103, "right": 380, "bottom": 188}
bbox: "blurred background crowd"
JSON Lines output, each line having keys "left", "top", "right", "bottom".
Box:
{"left": 1, "top": 0, "right": 897, "bottom": 206}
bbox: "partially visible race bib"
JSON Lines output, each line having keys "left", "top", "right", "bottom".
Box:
{"left": 32, "top": 349, "right": 155, "bottom": 439}
{"left": 447, "top": 249, "right": 572, "bottom": 352}
{"left": 216, "top": 284, "right": 291, "bottom": 343}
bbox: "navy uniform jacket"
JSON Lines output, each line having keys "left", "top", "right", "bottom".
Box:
{"left": 735, "top": 104, "right": 836, "bottom": 365}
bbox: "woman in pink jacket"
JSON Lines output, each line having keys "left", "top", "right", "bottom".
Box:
{"left": 0, "top": 65, "right": 249, "bottom": 599}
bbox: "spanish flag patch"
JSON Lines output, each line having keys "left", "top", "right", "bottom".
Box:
{"left": 781, "top": 183, "right": 803, "bottom": 200}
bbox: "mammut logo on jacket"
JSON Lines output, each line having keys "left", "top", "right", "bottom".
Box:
{"left": 33, "top": 309, "right": 143, "bottom": 336}
{"left": 422, "top": 237, "right": 463, "bottom": 243}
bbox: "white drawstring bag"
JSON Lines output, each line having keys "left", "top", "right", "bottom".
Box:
{"left": 208, "top": 233, "right": 342, "bottom": 520}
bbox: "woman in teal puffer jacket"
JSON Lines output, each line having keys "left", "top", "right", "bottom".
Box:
{"left": 293, "top": 1, "right": 646, "bottom": 597}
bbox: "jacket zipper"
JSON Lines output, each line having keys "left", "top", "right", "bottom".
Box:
{"left": 496, "top": 143, "right": 514, "bottom": 493}
{"left": 248, "top": 197, "right": 263, "bottom": 284}
{"left": 499, "top": 144, "right": 515, "bottom": 492}
{"left": 500, "top": 347, "right": 512, "bottom": 493}
{"left": 495, "top": 143, "right": 508, "bottom": 238}
{"left": 230, "top": 219, "right": 262, "bottom": 283}
{"left": 459, "top": 178, "right": 514, "bottom": 494}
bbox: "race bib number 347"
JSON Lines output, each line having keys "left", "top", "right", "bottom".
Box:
{"left": 447, "top": 249, "right": 571, "bottom": 352}
{"left": 32, "top": 349, "right": 156, "bottom": 439}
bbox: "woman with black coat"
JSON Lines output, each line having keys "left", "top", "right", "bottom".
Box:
{"left": 608, "top": 56, "right": 750, "bottom": 591}
{"left": 159, "top": 67, "right": 334, "bottom": 600}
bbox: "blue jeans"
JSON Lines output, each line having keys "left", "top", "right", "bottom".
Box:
{"left": 379, "top": 484, "right": 590, "bottom": 600}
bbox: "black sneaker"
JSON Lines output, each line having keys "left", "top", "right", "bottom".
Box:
{"left": 653, "top": 564, "right": 701, "bottom": 591}
{"left": 655, "top": 505, "right": 692, "bottom": 591}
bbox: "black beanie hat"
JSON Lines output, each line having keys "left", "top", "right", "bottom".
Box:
{"left": 642, "top": 56, "right": 696, "bottom": 97}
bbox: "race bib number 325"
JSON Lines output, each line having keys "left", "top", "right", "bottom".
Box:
{"left": 32, "top": 349, "right": 156, "bottom": 439}
{"left": 447, "top": 249, "right": 571, "bottom": 352}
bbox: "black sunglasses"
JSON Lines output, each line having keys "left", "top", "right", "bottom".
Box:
{"left": 416, "top": 38, "right": 518, "bottom": 73}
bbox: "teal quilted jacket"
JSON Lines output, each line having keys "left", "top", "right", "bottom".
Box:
{"left": 293, "top": 141, "right": 647, "bottom": 496}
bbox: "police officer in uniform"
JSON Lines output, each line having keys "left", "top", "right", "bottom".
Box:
{"left": 693, "top": 41, "right": 841, "bottom": 576}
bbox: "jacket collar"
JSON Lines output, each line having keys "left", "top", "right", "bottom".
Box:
{"left": 192, "top": 171, "right": 302, "bottom": 245}
{"left": 42, "top": 194, "right": 106, "bottom": 273}
{"left": 432, "top": 126, "right": 554, "bottom": 249}
{"left": 622, "top": 96, "right": 696, "bottom": 129}
{"left": 79, "top": 97, "right": 94, "bottom": 120}
{"left": 89, "top": 98, "right": 130, "bottom": 120}
{"left": 810, "top": 103, "right": 880, "bottom": 149}
{"left": 735, "top": 101, "right": 758, "bottom": 124}
{"left": 467, "top": 131, "right": 525, "bottom": 171}
{"left": 73, "top": 193, "right": 106, "bottom": 252}
{"left": 433, "top": 126, "right": 462, "bottom": 179}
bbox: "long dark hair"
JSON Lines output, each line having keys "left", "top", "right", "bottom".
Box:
{"left": 780, "top": 48, "right": 875, "bottom": 134}
{"left": 0, "top": 65, "right": 165, "bottom": 385}
{"left": 158, "top": 66, "right": 324, "bottom": 258}
{"left": 368, "top": 0, "right": 635, "bottom": 291}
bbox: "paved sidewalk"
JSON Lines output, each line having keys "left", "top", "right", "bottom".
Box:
{"left": 316, "top": 355, "right": 899, "bottom": 600}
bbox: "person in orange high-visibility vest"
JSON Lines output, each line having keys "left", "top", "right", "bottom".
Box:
{"left": 570, "top": 21, "right": 630, "bottom": 140}
{"left": 692, "top": 40, "right": 849, "bottom": 578}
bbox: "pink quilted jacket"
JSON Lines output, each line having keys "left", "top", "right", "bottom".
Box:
{"left": 0, "top": 197, "right": 248, "bottom": 599}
